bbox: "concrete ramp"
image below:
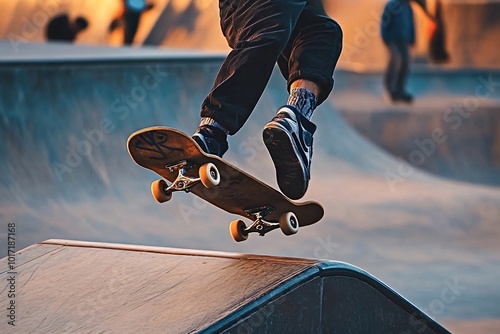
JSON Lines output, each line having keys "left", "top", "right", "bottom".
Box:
{"left": 1, "top": 240, "right": 449, "bottom": 333}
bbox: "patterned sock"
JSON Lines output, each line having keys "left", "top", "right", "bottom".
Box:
{"left": 198, "top": 117, "right": 229, "bottom": 135}
{"left": 287, "top": 88, "right": 318, "bottom": 120}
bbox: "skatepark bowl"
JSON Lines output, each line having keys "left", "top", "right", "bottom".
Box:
{"left": 0, "top": 41, "right": 500, "bottom": 333}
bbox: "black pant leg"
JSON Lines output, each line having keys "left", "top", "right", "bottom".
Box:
{"left": 202, "top": 0, "right": 341, "bottom": 134}
{"left": 278, "top": 0, "right": 342, "bottom": 105}
{"left": 385, "top": 42, "right": 410, "bottom": 94}
{"left": 201, "top": 0, "right": 307, "bottom": 135}
{"left": 124, "top": 11, "right": 141, "bottom": 45}
{"left": 396, "top": 43, "right": 410, "bottom": 94}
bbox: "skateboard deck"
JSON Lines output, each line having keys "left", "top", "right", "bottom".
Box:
{"left": 127, "top": 126, "right": 324, "bottom": 241}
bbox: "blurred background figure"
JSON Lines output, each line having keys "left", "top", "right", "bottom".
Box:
{"left": 46, "top": 14, "right": 89, "bottom": 42}
{"left": 381, "top": 0, "right": 434, "bottom": 103}
{"left": 381, "top": 0, "right": 417, "bottom": 103}
{"left": 428, "top": 0, "right": 450, "bottom": 64}
{"left": 122, "top": 0, "right": 154, "bottom": 45}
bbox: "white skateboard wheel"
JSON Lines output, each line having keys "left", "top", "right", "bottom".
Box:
{"left": 279, "top": 212, "right": 299, "bottom": 236}
{"left": 199, "top": 163, "right": 220, "bottom": 188}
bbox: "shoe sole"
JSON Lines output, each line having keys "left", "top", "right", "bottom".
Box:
{"left": 263, "top": 124, "right": 307, "bottom": 200}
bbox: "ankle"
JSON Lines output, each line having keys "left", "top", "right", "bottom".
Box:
{"left": 286, "top": 88, "right": 317, "bottom": 121}
{"left": 196, "top": 124, "right": 227, "bottom": 144}
{"left": 198, "top": 117, "right": 229, "bottom": 135}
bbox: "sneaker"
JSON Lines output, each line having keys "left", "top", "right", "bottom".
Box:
{"left": 192, "top": 125, "right": 228, "bottom": 158}
{"left": 399, "top": 91, "right": 414, "bottom": 103}
{"left": 387, "top": 90, "right": 400, "bottom": 103}
{"left": 263, "top": 106, "right": 316, "bottom": 200}
{"left": 388, "top": 90, "right": 414, "bottom": 104}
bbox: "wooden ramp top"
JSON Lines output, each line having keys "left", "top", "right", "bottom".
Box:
{"left": 0, "top": 240, "right": 449, "bottom": 333}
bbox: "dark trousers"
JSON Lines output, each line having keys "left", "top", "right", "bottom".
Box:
{"left": 201, "top": 0, "right": 343, "bottom": 135}
{"left": 384, "top": 42, "right": 410, "bottom": 95}
{"left": 124, "top": 11, "right": 141, "bottom": 45}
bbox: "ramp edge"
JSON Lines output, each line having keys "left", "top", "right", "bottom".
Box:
{"left": 40, "top": 239, "right": 319, "bottom": 265}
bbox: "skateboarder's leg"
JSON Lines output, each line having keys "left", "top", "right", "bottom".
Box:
{"left": 194, "top": 0, "right": 311, "bottom": 157}
{"left": 264, "top": 1, "right": 342, "bottom": 199}
{"left": 278, "top": 0, "right": 342, "bottom": 111}
{"left": 197, "top": 0, "right": 307, "bottom": 134}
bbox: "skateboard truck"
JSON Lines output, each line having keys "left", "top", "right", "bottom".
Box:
{"left": 151, "top": 161, "right": 220, "bottom": 203}
{"left": 229, "top": 207, "right": 299, "bottom": 242}
{"left": 165, "top": 161, "right": 199, "bottom": 193}
{"left": 245, "top": 207, "right": 279, "bottom": 236}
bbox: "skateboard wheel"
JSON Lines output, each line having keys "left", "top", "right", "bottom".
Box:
{"left": 279, "top": 212, "right": 299, "bottom": 236}
{"left": 230, "top": 219, "right": 248, "bottom": 242}
{"left": 151, "top": 179, "right": 172, "bottom": 203}
{"left": 199, "top": 163, "right": 220, "bottom": 188}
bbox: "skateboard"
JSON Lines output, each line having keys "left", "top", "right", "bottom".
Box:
{"left": 127, "top": 126, "right": 324, "bottom": 242}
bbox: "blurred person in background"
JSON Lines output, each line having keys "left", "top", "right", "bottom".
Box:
{"left": 381, "top": 0, "right": 435, "bottom": 103}
{"left": 428, "top": 0, "right": 449, "bottom": 64}
{"left": 46, "top": 14, "right": 88, "bottom": 42}
{"left": 123, "top": 0, "right": 154, "bottom": 44}
{"left": 381, "top": 0, "right": 416, "bottom": 103}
